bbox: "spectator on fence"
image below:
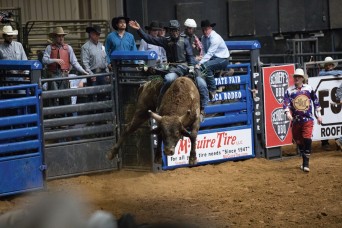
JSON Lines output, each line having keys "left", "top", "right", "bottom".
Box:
{"left": 319, "top": 56, "right": 342, "bottom": 76}
{"left": 105, "top": 16, "right": 137, "bottom": 70}
{"left": 0, "top": 25, "right": 28, "bottom": 81}
{"left": 81, "top": 24, "right": 109, "bottom": 101}
{"left": 129, "top": 19, "right": 209, "bottom": 122}
{"left": 283, "top": 68, "right": 322, "bottom": 172}
{"left": 182, "top": 18, "right": 203, "bottom": 61}
{"left": 139, "top": 20, "right": 167, "bottom": 65}
{"left": 318, "top": 56, "right": 342, "bottom": 150}
{"left": 196, "top": 19, "right": 230, "bottom": 101}
{"left": 336, "top": 82, "right": 342, "bottom": 151}
{"left": 42, "top": 26, "right": 88, "bottom": 107}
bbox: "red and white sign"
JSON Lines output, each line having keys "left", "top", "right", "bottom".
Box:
{"left": 262, "top": 64, "right": 295, "bottom": 148}
{"left": 309, "top": 76, "right": 342, "bottom": 140}
{"left": 167, "top": 128, "right": 253, "bottom": 167}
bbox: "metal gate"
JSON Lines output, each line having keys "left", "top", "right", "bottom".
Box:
{"left": 0, "top": 84, "right": 45, "bottom": 197}
{"left": 41, "top": 73, "right": 118, "bottom": 179}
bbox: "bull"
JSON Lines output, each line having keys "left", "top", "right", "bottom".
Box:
{"left": 107, "top": 78, "right": 162, "bottom": 160}
{"left": 108, "top": 76, "right": 201, "bottom": 166}
{"left": 149, "top": 76, "right": 200, "bottom": 165}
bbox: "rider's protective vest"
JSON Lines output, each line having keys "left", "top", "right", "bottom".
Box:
{"left": 165, "top": 35, "right": 186, "bottom": 63}
{"left": 47, "top": 43, "right": 70, "bottom": 72}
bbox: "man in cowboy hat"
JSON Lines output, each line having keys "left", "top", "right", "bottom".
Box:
{"left": 138, "top": 20, "right": 167, "bottom": 64}
{"left": 319, "top": 56, "right": 342, "bottom": 76}
{"left": 318, "top": 56, "right": 342, "bottom": 150}
{"left": 129, "top": 19, "right": 209, "bottom": 122}
{"left": 42, "top": 26, "right": 88, "bottom": 107}
{"left": 0, "top": 25, "right": 27, "bottom": 61}
{"left": 0, "top": 25, "right": 28, "bottom": 81}
{"left": 283, "top": 68, "right": 322, "bottom": 172}
{"left": 196, "top": 19, "right": 229, "bottom": 101}
{"left": 158, "top": 21, "right": 166, "bottom": 37}
{"left": 105, "top": 16, "right": 137, "bottom": 70}
{"left": 81, "top": 24, "right": 109, "bottom": 101}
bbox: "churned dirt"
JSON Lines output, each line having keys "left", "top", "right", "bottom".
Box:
{"left": 1, "top": 141, "right": 342, "bottom": 227}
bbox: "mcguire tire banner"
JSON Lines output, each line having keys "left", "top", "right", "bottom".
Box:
{"left": 262, "top": 64, "right": 295, "bottom": 148}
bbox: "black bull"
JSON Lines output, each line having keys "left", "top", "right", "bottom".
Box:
{"left": 108, "top": 77, "right": 201, "bottom": 165}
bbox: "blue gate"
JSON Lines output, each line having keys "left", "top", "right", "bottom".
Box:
{"left": 0, "top": 84, "right": 45, "bottom": 197}
{"left": 162, "top": 63, "right": 255, "bottom": 169}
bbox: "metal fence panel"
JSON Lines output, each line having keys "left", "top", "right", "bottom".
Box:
{"left": 0, "top": 84, "right": 45, "bottom": 197}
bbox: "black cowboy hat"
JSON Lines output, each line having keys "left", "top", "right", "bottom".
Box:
{"left": 86, "top": 24, "right": 102, "bottom": 34}
{"left": 159, "top": 21, "right": 167, "bottom": 30}
{"left": 200, "top": 19, "right": 216, "bottom": 28}
{"left": 111, "top": 16, "right": 130, "bottom": 30}
{"left": 145, "top": 21, "right": 161, "bottom": 30}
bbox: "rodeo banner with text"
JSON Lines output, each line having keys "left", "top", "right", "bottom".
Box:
{"left": 309, "top": 76, "right": 342, "bottom": 140}
{"left": 262, "top": 64, "right": 295, "bottom": 148}
{"left": 166, "top": 128, "right": 253, "bottom": 167}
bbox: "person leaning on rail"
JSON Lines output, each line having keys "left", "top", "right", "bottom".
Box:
{"left": 81, "top": 24, "right": 109, "bottom": 102}
{"left": 42, "top": 26, "right": 88, "bottom": 107}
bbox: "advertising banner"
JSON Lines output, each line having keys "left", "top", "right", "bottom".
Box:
{"left": 167, "top": 128, "right": 253, "bottom": 167}
{"left": 309, "top": 76, "right": 342, "bottom": 140}
{"left": 262, "top": 64, "right": 295, "bottom": 148}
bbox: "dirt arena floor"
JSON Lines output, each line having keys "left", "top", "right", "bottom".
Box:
{"left": 1, "top": 141, "right": 342, "bottom": 227}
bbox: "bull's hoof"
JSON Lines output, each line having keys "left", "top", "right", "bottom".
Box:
{"left": 154, "top": 155, "right": 162, "bottom": 164}
{"left": 188, "top": 156, "right": 197, "bottom": 166}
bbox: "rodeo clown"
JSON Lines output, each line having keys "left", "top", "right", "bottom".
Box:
{"left": 283, "top": 68, "right": 322, "bottom": 172}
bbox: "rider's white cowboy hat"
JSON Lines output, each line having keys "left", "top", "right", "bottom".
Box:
{"left": 320, "top": 56, "right": 338, "bottom": 68}
{"left": 2, "top": 25, "right": 18, "bottom": 36}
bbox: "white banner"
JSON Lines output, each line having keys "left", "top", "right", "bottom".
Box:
{"left": 167, "top": 128, "right": 253, "bottom": 167}
{"left": 309, "top": 76, "right": 342, "bottom": 140}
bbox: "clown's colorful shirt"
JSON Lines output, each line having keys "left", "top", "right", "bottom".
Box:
{"left": 283, "top": 84, "right": 321, "bottom": 123}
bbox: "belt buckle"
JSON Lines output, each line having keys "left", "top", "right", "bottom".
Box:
{"left": 62, "top": 70, "right": 69, "bottom": 76}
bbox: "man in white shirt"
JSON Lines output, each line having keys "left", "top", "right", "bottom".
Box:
{"left": 196, "top": 19, "right": 230, "bottom": 100}
{"left": 0, "top": 25, "right": 28, "bottom": 81}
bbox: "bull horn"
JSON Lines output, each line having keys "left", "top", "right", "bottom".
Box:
{"left": 180, "top": 109, "right": 191, "bottom": 124}
{"left": 148, "top": 110, "right": 162, "bottom": 123}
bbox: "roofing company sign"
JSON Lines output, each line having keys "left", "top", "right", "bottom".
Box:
{"left": 309, "top": 76, "right": 342, "bottom": 140}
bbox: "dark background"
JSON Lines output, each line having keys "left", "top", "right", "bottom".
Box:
{"left": 124, "top": 0, "right": 342, "bottom": 64}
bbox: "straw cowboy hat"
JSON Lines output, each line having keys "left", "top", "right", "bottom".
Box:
{"left": 144, "top": 21, "right": 161, "bottom": 31}
{"left": 86, "top": 24, "right": 102, "bottom": 34}
{"left": 292, "top": 68, "right": 308, "bottom": 80}
{"left": 49, "top": 27, "right": 68, "bottom": 36}
{"left": 2, "top": 25, "right": 18, "bottom": 36}
{"left": 320, "top": 56, "right": 338, "bottom": 68}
